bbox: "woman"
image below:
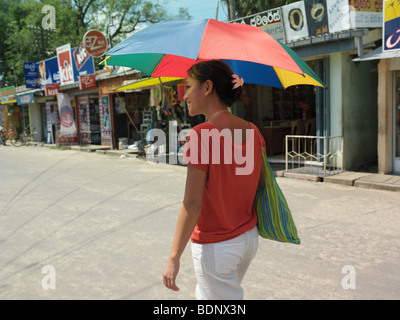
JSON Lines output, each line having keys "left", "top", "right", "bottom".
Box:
{"left": 162, "top": 60, "right": 265, "bottom": 300}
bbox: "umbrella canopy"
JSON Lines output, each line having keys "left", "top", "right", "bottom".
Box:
{"left": 104, "top": 19, "right": 325, "bottom": 89}
{"left": 113, "top": 77, "right": 183, "bottom": 91}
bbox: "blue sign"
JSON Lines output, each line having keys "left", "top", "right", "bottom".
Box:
{"left": 29, "top": 46, "right": 95, "bottom": 89}
{"left": 17, "top": 92, "right": 35, "bottom": 105}
{"left": 24, "top": 62, "right": 39, "bottom": 89}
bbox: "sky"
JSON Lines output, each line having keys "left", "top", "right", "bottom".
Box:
{"left": 166, "top": 0, "right": 229, "bottom": 21}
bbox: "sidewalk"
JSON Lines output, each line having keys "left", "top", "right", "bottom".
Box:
{"left": 43, "top": 143, "right": 400, "bottom": 192}
{"left": 323, "top": 171, "right": 400, "bottom": 192}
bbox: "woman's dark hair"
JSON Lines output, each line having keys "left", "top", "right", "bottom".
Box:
{"left": 187, "top": 60, "right": 243, "bottom": 107}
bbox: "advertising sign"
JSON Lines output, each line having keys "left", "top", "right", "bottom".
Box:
{"left": 56, "top": 44, "right": 75, "bottom": 85}
{"left": 282, "top": 1, "right": 309, "bottom": 41}
{"left": 35, "top": 46, "right": 94, "bottom": 88}
{"left": 83, "top": 30, "right": 108, "bottom": 57}
{"left": 100, "top": 95, "right": 112, "bottom": 147}
{"left": 0, "top": 87, "right": 16, "bottom": 104}
{"left": 305, "top": 0, "right": 329, "bottom": 36}
{"left": 79, "top": 74, "right": 96, "bottom": 90}
{"left": 383, "top": 0, "right": 400, "bottom": 52}
{"left": 349, "top": 0, "right": 383, "bottom": 28}
{"left": 231, "top": 8, "right": 286, "bottom": 41}
{"left": 24, "top": 62, "right": 40, "bottom": 89}
{"left": 37, "top": 56, "right": 60, "bottom": 87}
{"left": 45, "top": 83, "right": 60, "bottom": 96}
{"left": 326, "top": 0, "right": 351, "bottom": 33}
{"left": 17, "top": 93, "right": 35, "bottom": 105}
{"left": 56, "top": 93, "right": 77, "bottom": 137}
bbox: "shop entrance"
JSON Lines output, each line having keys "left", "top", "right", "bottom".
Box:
{"left": 77, "top": 95, "right": 100, "bottom": 145}
{"left": 394, "top": 71, "right": 400, "bottom": 174}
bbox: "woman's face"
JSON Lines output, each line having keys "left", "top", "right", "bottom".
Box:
{"left": 184, "top": 76, "right": 207, "bottom": 116}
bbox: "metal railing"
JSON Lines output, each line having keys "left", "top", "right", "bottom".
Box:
{"left": 285, "top": 135, "right": 344, "bottom": 177}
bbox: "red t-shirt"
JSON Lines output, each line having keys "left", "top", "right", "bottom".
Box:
{"left": 183, "top": 122, "right": 265, "bottom": 244}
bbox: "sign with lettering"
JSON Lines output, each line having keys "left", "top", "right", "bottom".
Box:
{"left": 45, "top": 83, "right": 60, "bottom": 96}
{"left": 305, "top": 0, "right": 329, "bottom": 36}
{"left": 326, "top": 0, "right": 351, "bottom": 33}
{"left": 24, "top": 62, "right": 40, "bottom": 89}
{"left": 383, "top": 0, "right": 400, "bottom": 52}
{"left": 231, "top": 8, "right": 286, "bottom": 41}
{"left": 56, "top": 44, "right": 75, "bottom": 85}
{"left": 17, "top": 93, "right": 35, "bottom": 105}
{"left": 79, "top": 74, "right": 96, "bottom": 90}
{"left": 0, "top": 87, "right": 16, "bottom": 104}
{"left": 83, "top": 30, "right": 108, "bottom": 57}
{"left": 349, "top": 0, "right": 383, "bottom": 28}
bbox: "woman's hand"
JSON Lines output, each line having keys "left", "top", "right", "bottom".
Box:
{"left": 163, "top": 257, "right": 180, "bottom": 291}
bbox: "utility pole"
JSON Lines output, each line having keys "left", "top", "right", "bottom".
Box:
{"left": 215, "top": 0, "right": 219, "bottom": 20}
{"left": 228, "top": 0, "right": 236, "bottom": 21}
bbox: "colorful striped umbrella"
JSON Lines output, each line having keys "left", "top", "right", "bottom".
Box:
{"left": 103, "top": 19, "right": 325, "bottom": 89}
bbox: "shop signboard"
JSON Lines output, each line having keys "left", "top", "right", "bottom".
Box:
{"left": 0, "top": 87, "right": 16, "bottom": 104}
{"left": 282, "top": 1, "right": 310, "bottom": 42}
{"left": 35, "top": 46, "right": 94, "bottom": 88}
{"left": 326, "top": 0, "right": 351, "bottom": 33}
{"left": 56, "top": 44, "right": 75, "bottom": 85}
{"left": 383, "top": 0, "right": 400, "bottom": 52}
{"left": 73, "top": 41, "right": 91, "bottom": 70}
{"left": 305, "top": 0, "right": 329, "bottom": 36}
{"left": 17, "top": 92, "right": 35, "bottom": 105}
{"left": 37, "top": 56, "right": 60, "bottom": 87}
{"left": 24, "top": 62, "right": 40, "bottom": 89}
{"left": 79, "top": 74, "right": 96, "bottom": 90}
{"left": 45, "top": 83, "right": 60, "bottom": 96}
{"left": 83, "top": 30, "right": 108, "bottom": 57}
{"left": 231, "top": 8, "right": 286, "bottom": 41}
{"left": 349, "top": 0, "right": 383, "bottom": 29}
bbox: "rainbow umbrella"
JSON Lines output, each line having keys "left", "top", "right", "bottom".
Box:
{"left": 103, "top": 19, "right": 325, "bottom": 89}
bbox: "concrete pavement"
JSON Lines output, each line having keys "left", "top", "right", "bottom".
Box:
{"left": 66, "top": 143, "right": 400, "bottom": 192}
{"left": 0, "top": 145, "right": 399, "bottom": 300}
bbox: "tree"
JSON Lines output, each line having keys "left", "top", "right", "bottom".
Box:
{"left": 1, "top": 0, "right": 83, "bottom": 86}
{"left": 89, "top": 0, "right": 190, "bottom": 47}
{"left": 222, "top": 0, "right": 297, "bottom": 20}
{"left": 0, "top": 0, "right": 190, "bottom": 87}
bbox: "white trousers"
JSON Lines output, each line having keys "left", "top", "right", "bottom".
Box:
{"left": 191, "top": 226, "right": 259, "bottom": 300}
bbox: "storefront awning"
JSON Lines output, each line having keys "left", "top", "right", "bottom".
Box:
{"left": 353, "top": 46, "right": 400, "bottom": 61}
{"left": 113, "top": 77, "right": 183, "bottom": 91}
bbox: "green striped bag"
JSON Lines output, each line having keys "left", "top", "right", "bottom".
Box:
{"left": 254, "top": 146, "right": 300, "bottom": 245}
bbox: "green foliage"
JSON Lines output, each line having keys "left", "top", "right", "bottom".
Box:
{"left": 0, "top": 0, "right": 190, "bottom": 87}
{"left": 222, "top": 0, "right": 298, "bottom": 20}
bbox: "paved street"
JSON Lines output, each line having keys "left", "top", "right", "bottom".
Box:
{"left": 0, "top": 145, "right": 399, "bottom": 300}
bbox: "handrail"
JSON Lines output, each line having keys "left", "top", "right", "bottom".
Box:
{"left": 285, "top": 135, "right": 344, "bottom": 177}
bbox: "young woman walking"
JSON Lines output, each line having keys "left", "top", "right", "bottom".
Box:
{"left": 162, "top": 60, "right": 265, "bottom": 300}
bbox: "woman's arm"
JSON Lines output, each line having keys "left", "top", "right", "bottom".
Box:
{"left": 162, "top": 164, "right": 207, "bottom": 291}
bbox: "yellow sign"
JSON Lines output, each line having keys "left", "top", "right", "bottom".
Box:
{"left": 349, "top": 0, "right": 383, "bottom": 12}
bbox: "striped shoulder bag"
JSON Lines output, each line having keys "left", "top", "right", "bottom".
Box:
{"left": 253, "top": 129, "right": 301, "bottom": 245}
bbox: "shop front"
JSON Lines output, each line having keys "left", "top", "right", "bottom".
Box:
{"left": 1, "top": 87, "right": 27, "bottom": 134}
{"left": 233, "top": 58, "right": 325, "bottom": 157}
{"left": 358, "top": 48, "right": 400, "bottom": 175}
{"left": 76, "top": 95, "right": 101, "bottom": 145}
{"left": 394, "top": 72, "right": 400, "bottom": 173}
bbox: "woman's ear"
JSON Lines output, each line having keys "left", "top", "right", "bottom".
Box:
{"left": 203, "top": 80, "right": 213, "bottom": 96}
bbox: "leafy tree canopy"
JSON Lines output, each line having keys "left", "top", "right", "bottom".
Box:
{"left": 0, "top": 0, "right": 190, "bottom": 87}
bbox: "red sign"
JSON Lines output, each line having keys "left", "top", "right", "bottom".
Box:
{"left": 56, "top": 44, "right": 75, "bottom": 85}
{"left": 74, "top": 41, "right": 90, "bottom": 70}
{"left": 83, "top": 30, "right": 108, "bottom": 57}
{"left": 45, "top": 83, "right": 60, "bottom": 96}
{"left": 79, "top": 74, "right": 96, "bottom": 90}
